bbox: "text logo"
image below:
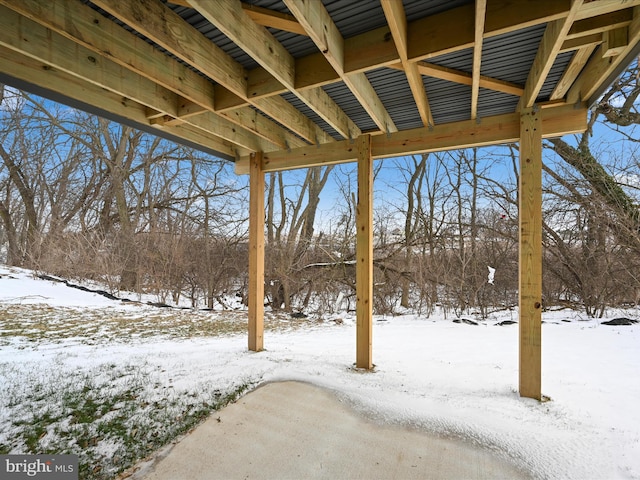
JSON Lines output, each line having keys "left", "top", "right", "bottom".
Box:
{"left": 1, "top": 455, "right": 78, "bottom": 480}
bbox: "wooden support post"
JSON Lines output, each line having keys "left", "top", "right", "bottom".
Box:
{"left": 356, "top": 134, "right": 373, "bottom": 369}
{"left": 519, "top": 108, "right": 542, "bottom": 400}
{"left": 248, "top": 151, "right": 265, "bottom": 352}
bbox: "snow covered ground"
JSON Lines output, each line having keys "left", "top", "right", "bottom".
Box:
{"left": 1, "top": 264, "right": 639, "bottom": 479}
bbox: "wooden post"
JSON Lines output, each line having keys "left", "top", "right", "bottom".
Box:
{"left": 356, "top": 134, "right": 373, "bottom": 369}
{"left": 519, "top": 108, "right": 542, "bottom": 400}
{"left": 248, "top": 151, "right": 265, "bottom": 352}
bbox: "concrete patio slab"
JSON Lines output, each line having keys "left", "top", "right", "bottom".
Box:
{"left": 124, "top": 381, "right": 530, "bottom": 479}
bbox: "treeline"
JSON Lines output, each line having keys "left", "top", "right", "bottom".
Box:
{"left": 0, "top": 87, "right": 247, "bottom": 308}
{"left": 1, "top": 64, "right": 639, "bottom": 317}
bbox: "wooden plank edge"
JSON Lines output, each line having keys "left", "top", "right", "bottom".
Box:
{"left": 235, "top": 104, "right": 587, "bottom": 174}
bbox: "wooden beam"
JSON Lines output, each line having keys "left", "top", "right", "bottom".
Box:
{"left": 560, "top": 33, "right": 603, "bottom": 53}
{"left": 180, "top": 112, "right": 284, "bottom": 151}
{"left": 248, "top": 151, "right": 265, "bottom": 352}
{"left": 408, "top": 0, "right": 571, "bottom": 63}
{"left": 295, "top": 52, "right": 341, "bottom": 90}
{"left": 519, "top": 108, "right": 543, "bottom": 400}
{"left": 3, "top": 0, "right": 308, "bottom": 154}
{"left": 519, "top": 2, "right": 583, "bottom": 109}
{"left": 0, "top": 45, "right": 242, "bottom": 158}
{"left": 285, "top": 0, "right": 397, "bottom": 133}
{"left": 89, "top": 0, "right": 328, "bottom": 147}
{"left": 0, "top": 6, "right": 174, "bottom": 115}
{"left": 296, "top": 86, "right": 361, "bottom": 139}
{"left": 3, "top": 0, "right": 213, "bottom": 114}
{"left": 1, "top": 0, "right": 216, "bottom": 107}
{"left": 567, "top": 7, "right": 640, "bottom": 104}
{"left": 472, "top": 0, "right": 487, "bottom": 120}
{"left": 0, "top": 6, "right": 287, "bottom": 154}
{"left": 223, "top": 1, "right": 630, "bottom": 114}
{"left": 217, "top": 0, "right": 574, "bottom": 112}
{"left": 343, "top": 24, "right": 399, "bottom": 74}
{"left": 92, "top": 0, "right": 246, "bottom": 94}
{"left": 355, "top": 134, "right": 373, "bottom": 370}
{"left": 241, "top": 3, "right": 308, "bottom": 36}
{"left": 198, "top": 0, "right": 296, "bottom": 89}
{"left": 381, "top": 0, "right": 433, "bottom": 127}
{"left": 602, "top": 27, "right": 629, "bottom": 57}
{"left": 405, "top": 62, "right": 525, "bottom": 97}
{"left": 344, "top": 72, "right": 398, "bottom": 133}
{"left": 190, "top": 0, "right": 360, "bottom": 140}
{"left": 221, "top": 1, "right": 634, "bottom": 112}
{"left": 236, "top": 104, "right": 587, "bottom": 174}
{"left": 405, "top": 64, "right": 434, "bottom": 127}
{"left": 550, "top": 45, "right": 597, "bottom": 100}
{"left": 283, "top": 0, "right": 343, "bottom": 68}
{"left": 574, "top": 0, "right": 640, "bottom": 21}
{"left": 567, "top": 8, "right": 634, "bottom": 40}
{"left": 251, "top": 97, "right": 333, "bottom": 145}
{"left": 176, "top": 100, "right": 207, "bottom": 119}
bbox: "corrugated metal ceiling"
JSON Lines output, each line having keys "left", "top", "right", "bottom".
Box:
{"left": 61, "top": 0, "right": 631, "bottom": 160}
{"left": 158, "top": 0, "right": 586, "bottom": 133}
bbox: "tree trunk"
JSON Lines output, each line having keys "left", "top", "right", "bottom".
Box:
{"left": 0, "top": 197, "right": 20, "bottom": 265}
{"left": 548, "top": 137, "right": 640, "bottom": 253}
{"left": 0, "top": 143, "right": 39, "bottom": 266}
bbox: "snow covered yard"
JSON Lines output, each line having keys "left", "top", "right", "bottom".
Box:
{"left": 1, "top": 265, "right": 639, "bottom": 479}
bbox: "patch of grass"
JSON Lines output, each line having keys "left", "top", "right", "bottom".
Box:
{"left": 0, "top": 303, "right": 327, "bottom": 478}
{"left": 0, "top": 304, "right": 322, "bottom": 346}
{"left": 1, "top": 362, "right": 254, "bottom": 480}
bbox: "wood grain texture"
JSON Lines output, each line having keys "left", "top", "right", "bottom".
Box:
{"left": 236, "top": 105, "right": 587, "bottom": 174}
{"left": 356, "top": 135, "right": 373, "bottom": 370}
{"left": 519, "top": 108, "right": 542, "bottom": 400}
{"left": 248, "top": 152, "right": 265, "bottom": 352}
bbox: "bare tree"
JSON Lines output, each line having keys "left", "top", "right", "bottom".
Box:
{"left": 547, "top": 60, "right": 640, "bottom": 253}
{"left": 264, "top": 166, "right": 333, "bottom": 310}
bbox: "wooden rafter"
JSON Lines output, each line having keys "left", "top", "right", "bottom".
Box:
{"left": 242, "top": 3, "right": 308, "bottom": 36}
{"left": 408, "top": 1, "right": 571, "bottom": 63}
{"left": 219, "top": 0, "right": 624, "bottom": 114}
{"left": 0, "top": 45, "right": 242, "bottom": 158}
{"left": 603, "top": 27, "right": 630, "bottom": 57}
{"left": 170, "top": 0, "right": 310, "bottom": 36}
{"left": 550, "top": 45, "right": 598, "bottom": 100}
{"left": 0, "top": 0, "right": 209, "bottom": 110}
{"left": 2, "top": 0, "right": 317, "bottom": 156}
{"left": 575, "top": 0, "right": 640, "bottom": 21}
{"left": 216, "top": 1, "right": 579, "bottom": 112}
{"left": 189, "top": 0, "right": 360, "bottom": 140}
{"left": 567, "top": 8, "right": 635, "bottom": 40}
{"left": 88, "top": 0, "right": 333, "bottom": 146}
{"left": 0, "top": 6, "right": 280, "bottom": 156}
{"left": 568, "top": 6, "right": 640, "bottom": 105}
{"left": 166, "top": 0, "right": 191, "bottom": 7}
{"left": 389, "top": 63, "right": 524, "bottom": 98}
{"left": 381, "top": 0, "right": 433, "bottom": 128}
{"left": 285, "top": 0, "right": 397, "bottom": 133}
{"left": 519, "top": 1, "right": 585, "bottom": 109}
{"left": 147, "top": 0, "right": 631, "bottom": 130}
{"left": 561, "top": 33, "right": 603, "bottom": 53}
{"left": 471, "top": 0, "right": 487, "bottom": 120}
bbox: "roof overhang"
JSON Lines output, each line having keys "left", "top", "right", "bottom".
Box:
{"left": 0, "top": 0, "right": 638, "bottom": 169}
